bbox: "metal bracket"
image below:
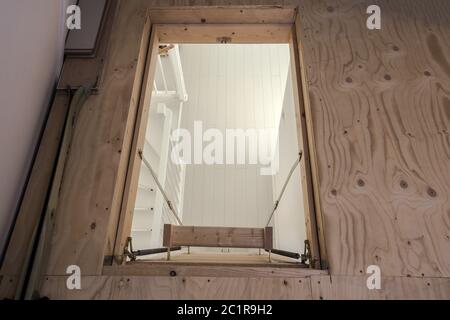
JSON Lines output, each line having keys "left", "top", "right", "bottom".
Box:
{"left": 217, "top": 36, "right": 232, "bottom": 44}
{"left": 300, "top": 240, "right": 312, "bottom": 266}
{"left": 123, "top": 237, "right": 136, "bottom": 262}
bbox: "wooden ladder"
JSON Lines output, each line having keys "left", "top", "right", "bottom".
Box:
{"left": 163, "top": 224, "right": 273, "bottom": 261}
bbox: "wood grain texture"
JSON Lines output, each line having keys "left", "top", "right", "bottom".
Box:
{"left": 103, "top": 261, "right": 327, "bottom": 277}
{"left": 40, "top": 275, "right": 312, "bottom": 300}
{"left": 297, "top": 0, "right": 450, "bottom": 277}
{"left": 40, "top": 273, "right": 450, "bottom": 299}
{"left": 12, "top": 0, "right": 449, "bottom": 301}
{"left": 44, "top": 0, "right": 152, "bottom": 275}
{"left": 164, "top": 225, "right": 272, "bottom": 249}
{"left": 148, "top": 6, "right": 297, "bottom": 24}
{"left": 311, "top": 275, "right": 450, "bottom": 300}
{"left": 111, "top": 25, "right": 160, "bottom": 263}
{"left": 156, "top": 24, "right": 292, "bottom": 43}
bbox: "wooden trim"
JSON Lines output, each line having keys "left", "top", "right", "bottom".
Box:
{"left": 111, "top": 7, "right": 326, "bottom": 272}
{"left": 148, "top": 6, "right": 297, "bottom": 24}
{"left": 103, "top": 262, "right": 327, "bottom": 278}
{"left": 156, "top": 24, "right": 292, "bottom": 44}
{"left": 39, "top": 274, "right": 450, "bottom": 300}
{"left": 163, "top": 225, "right": 271, "bottom": 249}
{"left": 110, "top": 25, "right": 160, "bottom": 264}
{"left": 292, "top": 16, "right": 328, "bottom": 269}
{"left": 43, "top": 2, "right": 153, "bottom": 276}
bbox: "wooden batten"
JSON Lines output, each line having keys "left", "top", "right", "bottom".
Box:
{"left": 148, "top": 6, "right": 297, "bottom": 24}
{"left": 163, "top": 225, "right": 273, "bottom": 250}
{"left": 156, "top": 24, "right": 292, "bottom": 44}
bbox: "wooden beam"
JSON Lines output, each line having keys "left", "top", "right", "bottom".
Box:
{"left": 111, "top": 25, "right": 160, "bottom": 265}
{"left": 156, "top": 24, "right": 292, "bottom": 44}
{"left": 44, "top": 1, "right": 152, "bottom": 276}
{"left": 163, "top": 225, "right": 273, "bottom": 249}
{"left": 148, "top": 6, "right": 297, "bottom": 24}
{"left": 291, "top": 16, "right": 327, "bottom": 269}
{"left": 40, "top": 275, "right": 313, "bottom": 300}
{"left": 103, "top": 262, "right": 327, "bottom": 278}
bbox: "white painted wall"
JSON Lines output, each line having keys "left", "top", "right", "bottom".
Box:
{"left": 0, "top": 0, "right": 74, "bottom": 256}
{"left": 179, "top": 44, "right": 290, "bottom": 250}
{"left": 272, "top": 69, "right": 307, "bottom": 253}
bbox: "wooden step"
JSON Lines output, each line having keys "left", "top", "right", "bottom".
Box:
{"left": 163, "top": 224, "right": 273, "bottom": 250}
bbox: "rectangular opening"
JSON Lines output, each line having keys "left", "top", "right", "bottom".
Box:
{"left": 113, "top": 20, "right": 323, "bottom": 270}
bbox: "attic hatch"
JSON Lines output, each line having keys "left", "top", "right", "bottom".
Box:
{"left": 112, "top": 22, "right": 323, "bottom": 270}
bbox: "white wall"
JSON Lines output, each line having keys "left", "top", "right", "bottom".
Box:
{"left": 0, "top": 0, "right": 74, "bottom": 255}
{"left": 179, "top": 44, "right": 290, "bottom": 240}
{"left": 272, "top": 69, "right": 307, "bottom": 253}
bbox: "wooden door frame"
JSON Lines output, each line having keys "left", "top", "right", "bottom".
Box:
{"left": 110, "top": 6, "right": 328, "bottom": 270}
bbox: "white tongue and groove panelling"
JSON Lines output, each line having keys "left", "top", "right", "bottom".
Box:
{"left": 179, "top": 44, "right": 291, "bottom": 252}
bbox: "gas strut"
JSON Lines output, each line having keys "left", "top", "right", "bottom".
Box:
{"left": 124, "top": 237, "right": 182, "bottom": 261}
{"left": 133, "top": 246, "right": 182, "bottom": 257}
{"left": 265, "top": 248, "right": 300, "bottom": 260}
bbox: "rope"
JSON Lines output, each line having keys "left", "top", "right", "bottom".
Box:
{"left": 265, "top": 151, "right": 303, "bottom": 227}
{"left": 138, "top": 150, "right": 183, "bottom": 226}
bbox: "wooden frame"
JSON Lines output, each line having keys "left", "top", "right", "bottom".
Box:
{"left": 163, "top": 225, "right": 273, "bottom": 250}
{"left": 111, "top": 7, "right": 327, "bottom": 270}
{"left": 0, "top": 5, "right": 328, "bottom": 300}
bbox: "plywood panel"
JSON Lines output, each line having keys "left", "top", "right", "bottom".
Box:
{"left": 103, "top": 260, "right": 327, "bottom": 277}
{"left": 297, "top": 0, "right": 450, "bottom": 277}
{"left": 311, "top": 275, "right": 450, "bottom": 300}
{"left": 148, "top": 6, "right": 297, "bottom": 24}
{"left": 44, "top": 1, "right": 153, "bottom": 275}
{"left": 40, "top": 275, "right": 313, "bottom": 300}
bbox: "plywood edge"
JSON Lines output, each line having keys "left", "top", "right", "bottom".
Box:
{"left": 40, "top": 275, "right": 313, "bottom": 300}
{"left": 310, "top": 275, "right": 450, "bottom": 300}
{"left": 166, "top": 225, "right": 268, "bottom": 249}
{"left": 102, "top": 263, "right": 328, "bottom": 278}
{"left": 148, "top": 6, "right": 297, "bottom": 24}
{"left": 156, "top": 24, "right": 292, "bottom": 44}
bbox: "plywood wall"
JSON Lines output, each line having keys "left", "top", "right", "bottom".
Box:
{"left": 297, "top": 0, "right": 450, "bottom": 277}
{"left": 144, "top": 0, "right": 450, "bottom": 281}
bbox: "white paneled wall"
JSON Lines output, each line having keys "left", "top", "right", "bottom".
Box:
{"left": 272, "top": 70, "right": 307, "bottom": 253}
{"left": 179, "top": 44, "right": 290, "bottom": 243}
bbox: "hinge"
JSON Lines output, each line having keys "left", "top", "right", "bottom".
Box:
{"left": 123, "top": 237, "right": 136, "bottom": 262}
{"left": 300, "top": 240, "right": 312, "bottom": 266}
{"left": 103, "top": 237, "right": 135, "bottom": 266}
{"left": 217, "top": 36, "right": 232, "bottom": 44}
